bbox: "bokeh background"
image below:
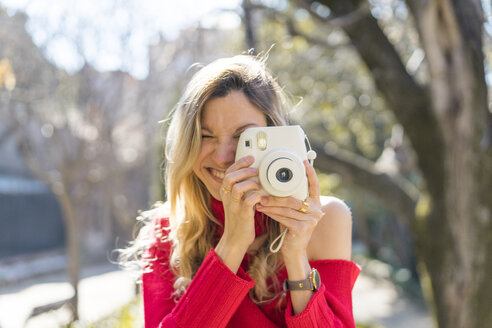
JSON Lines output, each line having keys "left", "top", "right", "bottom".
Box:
{"left": 1, "top": 0, "right": 491, "bottom": 327}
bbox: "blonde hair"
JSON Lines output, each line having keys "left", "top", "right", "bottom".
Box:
{"left": 124, "top": 55, "right": 291, "bottom": 304}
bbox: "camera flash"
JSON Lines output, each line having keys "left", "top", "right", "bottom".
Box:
{"left": 257, "top": 131, "right": 267, "bottom": 150}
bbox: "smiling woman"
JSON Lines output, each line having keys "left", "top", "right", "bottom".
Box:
{"left": 119, "top": 54, "right": 360, "bottom": 328}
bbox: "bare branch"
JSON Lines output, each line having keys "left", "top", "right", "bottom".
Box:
{"left": 242, "top": 0, "right": 257, "bottom": 51}
{"left": 312, "top": 140, "right": 419, "bottom": 226}
{"left": 285, "top": 18, "right": 350, "bottom": 48}
{"left": 248, "top": 1, "right": 349, "bottom": 48}
{"left": 302, "top": 0, "right": 446, "bottom": 198}
{"left": 295, "top": 0, "right": 371, "bottom": 28}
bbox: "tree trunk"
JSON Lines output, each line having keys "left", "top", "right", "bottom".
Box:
{"left": 302, "top": 0, "right": 492, "bottom": 326}
{"left": 242, "top": 0, "right": 257, "bottom": 52}
{"left": 57, "top": 190, "right": 80, "bottom": 321}
{"left": 408, "top": 1, "right": 492, "bottom": 327}
{"left": 18, "top": 138, "right": 81, "bottom": 321}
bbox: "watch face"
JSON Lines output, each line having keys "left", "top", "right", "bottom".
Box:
{"left": 312, "top": 269, "right": 321, "bottom": 290}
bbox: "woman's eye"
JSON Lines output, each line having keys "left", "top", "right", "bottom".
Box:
{"left": 234, "top": 131, "right": 245, "bottom": 139}
{"left": 202, "top": 135, "right": 213, "bottom": 139}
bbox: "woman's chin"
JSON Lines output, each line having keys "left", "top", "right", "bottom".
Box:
{"left": 208, "top": 188, "right": 222, "bottom": 201}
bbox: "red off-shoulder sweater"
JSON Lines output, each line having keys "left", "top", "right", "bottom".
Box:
{"left": 142, "top": 198, "right": 360, "bottom": 328}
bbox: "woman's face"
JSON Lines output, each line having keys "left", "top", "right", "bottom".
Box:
{"left": 193, "top": 90, "right": 267, "bottom": 200}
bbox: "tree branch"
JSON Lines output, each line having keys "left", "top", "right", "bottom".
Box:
{"left": 312, "top": 140, "right": 419, "bottom": 226}
{"left": 242, "top": 0, "right": 257, "bottom": 52}
{"left": 249, "top": 2, "right": 350, "bottom": 48}
{"left": 285, "top": 18, "right": 350, "bottom": 49}
{"left": 295, "top": 0, "right": 371, "bottom": 28}
{"left": 303, "top": 0, "right": 446, "bottom": 198}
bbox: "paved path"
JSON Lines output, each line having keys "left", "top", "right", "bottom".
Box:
{"left": 0, "top": 264, "right": 136, "bottom": 328}
{"left": 0, "top": 263, "right": 432, "bottom": 328}
{"left": 353, "top": 273, "right": 432, "bottom": 328}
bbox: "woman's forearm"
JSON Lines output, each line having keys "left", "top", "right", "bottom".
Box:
{"left": 284, "top": 252, "right": 313, "bottom": 315}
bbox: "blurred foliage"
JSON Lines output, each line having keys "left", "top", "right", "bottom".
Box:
{"left": 66, "top": 297, "right": 142, "bottom": 328}
{"left": 356, "top": 324, "right": 385, "bottom": 328}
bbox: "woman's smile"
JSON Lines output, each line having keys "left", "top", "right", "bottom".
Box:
{"left": 208, "top": 168, "right": 225, "bottom": 181}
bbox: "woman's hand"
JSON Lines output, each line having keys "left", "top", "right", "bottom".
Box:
{"left": 256, "top": 160, "right": 324, "bottom": 314}
{"left": 215, "top": 155, "right": 262, "bottom": 273}
{"left": 255, "top": 160, "right": 324, "bottom": 260}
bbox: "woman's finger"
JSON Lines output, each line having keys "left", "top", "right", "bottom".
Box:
{"left": 259, "top": 196, "right": 323, "bottom": 219}
{"left": 243, "top": 191, "right": 262, "bottom": 208}
{"left": 256, "top": 204, "right": 313, "bottom": 221}
{"left": 225, "top": 155, "right": 255, "bottom": 175}
{"left": 222, "top": 166, "right": 258, "bottom": 190}
{"left": 304, "top": 160, "right": 320, "bottom": 199}
{"left": 260, "top": 196, "right": 308, "bottom": 212}
{"left": 262, "top": 212, "right": 317, "bottom": 233}
{"left": 230, "top": 180, "right": 261, "bottom": 202}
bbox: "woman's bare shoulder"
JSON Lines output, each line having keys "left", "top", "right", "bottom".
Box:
{"left": 308, "top": 196, "right": 353, "bottom": 261}
{"left": 319, "top": 196, "right": 352, "bottom": 217}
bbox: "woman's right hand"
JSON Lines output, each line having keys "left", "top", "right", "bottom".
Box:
{"left": 215, "top": 155, "right": 262, "bottom": 273}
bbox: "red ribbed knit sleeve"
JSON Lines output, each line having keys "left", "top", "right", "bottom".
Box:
{"left": 284, "top": 260, "right": 360, "bottom": 328}
{"left": 143, "top": 246, "right": 255, "bottom": 328}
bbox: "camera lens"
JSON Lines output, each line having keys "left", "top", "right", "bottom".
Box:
{"left": 261, "top": 153, "right": 304, "bottom": 197}
{"left": 276, "top": 168, "right": 293, "bottom": 183}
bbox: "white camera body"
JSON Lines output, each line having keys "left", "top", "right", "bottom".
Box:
{"left": 235, "top": 125, "right": 312, "bottom": 200}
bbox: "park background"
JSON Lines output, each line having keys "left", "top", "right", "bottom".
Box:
{"left": 0, "top": 0, "right": 491, "bottom": 327}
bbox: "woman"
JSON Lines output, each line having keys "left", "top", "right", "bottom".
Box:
{"left": 123, "top": 54, "right": 360, "bottom": 327}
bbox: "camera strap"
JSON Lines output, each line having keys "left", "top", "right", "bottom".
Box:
{"left": 269, "top": 228, "right": 288, "bottom": 253}
{"left": 305, "top": 135, "right": 317, "bottom": 165}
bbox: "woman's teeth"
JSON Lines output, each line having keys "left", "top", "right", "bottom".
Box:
{"left": 210, "top": 169, "right": 225, "bottom": 179}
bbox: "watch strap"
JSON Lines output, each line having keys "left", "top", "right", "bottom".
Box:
{"left": 283, "top": 268, "right": 320, "bottom": 291}
{"left": 284, "top": 276, "right": 314, "bottom": 291}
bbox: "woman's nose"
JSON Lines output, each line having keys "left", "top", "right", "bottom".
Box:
{"left": 212, "top": 139, "right": 237, "bottom": 166}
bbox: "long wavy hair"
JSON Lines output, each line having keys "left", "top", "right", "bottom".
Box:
{"left": 122, "top": 54, "right": 291, "bottom": 304}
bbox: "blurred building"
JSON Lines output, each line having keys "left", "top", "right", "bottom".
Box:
{"left": 0, "top": 128, "right": 65, "bottom": 259}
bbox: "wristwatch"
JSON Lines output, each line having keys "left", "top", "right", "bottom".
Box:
{"left": 283, "top": 268, "right": 321, "bottom": 291}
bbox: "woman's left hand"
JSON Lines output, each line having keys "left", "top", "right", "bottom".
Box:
{"left": 255, "top": 160, "right": 325, "bottom": 260}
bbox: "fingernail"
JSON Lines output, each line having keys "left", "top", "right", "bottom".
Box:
{"left": 261, "top": 197, "right": 268, "bottom": 204}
